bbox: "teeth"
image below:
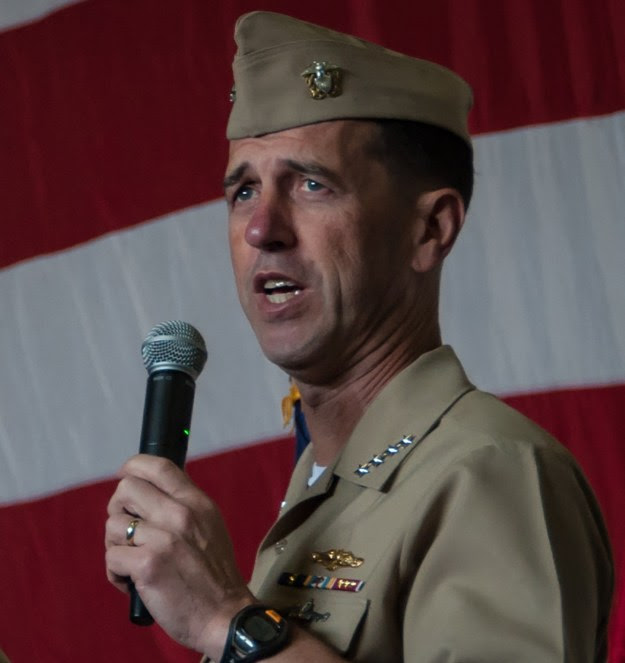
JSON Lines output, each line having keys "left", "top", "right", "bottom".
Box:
{"left": 264, "top": 279, "right": 296, "bottom": 290}
{"left": 263, "top": 278, "right": 301, "bottom": 304}
{"left": 267, "top": 291, "right": 299, "bottom": 304}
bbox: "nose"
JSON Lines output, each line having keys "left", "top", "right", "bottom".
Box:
{"left": 244, "top": 195, "right": 296, "bottom": 252}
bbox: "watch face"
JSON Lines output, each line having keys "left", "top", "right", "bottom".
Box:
{"left": 232, "top": 607, "right": 288, "bottom": 659}
{"left": 244, "top": 614, "right": 280, "bottom": 643}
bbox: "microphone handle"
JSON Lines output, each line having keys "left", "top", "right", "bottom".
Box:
{"left": 129, "top": 370, "right": 196, "bottom": 626}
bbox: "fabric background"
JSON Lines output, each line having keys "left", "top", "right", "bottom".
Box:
{"left": 0, "top": 1, "right": 623, "bottom": 660}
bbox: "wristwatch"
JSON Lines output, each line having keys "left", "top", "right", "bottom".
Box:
{"left": 220, "top": 605, "right": 291, "bottom": 663}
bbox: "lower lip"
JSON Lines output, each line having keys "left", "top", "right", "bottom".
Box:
{"left": 254, "top": 289, "right": 307, "bottom": 318}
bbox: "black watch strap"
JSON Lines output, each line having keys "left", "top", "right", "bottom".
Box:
{"left": 220, "top": 605, "right": 290, "bottom": 663}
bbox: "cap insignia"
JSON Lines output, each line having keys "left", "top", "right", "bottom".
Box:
{"left": 301, "top": 61, "right": 342, "bottom": 99}
{"left": 312, "top": 549, "right": 364, "bottom": 571}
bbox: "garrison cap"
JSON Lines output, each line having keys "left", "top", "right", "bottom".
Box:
{"left": 227, "top": 11, "right": 473, "bottom": 145}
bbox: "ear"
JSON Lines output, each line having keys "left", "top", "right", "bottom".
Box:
{"left": 410, "top": 188, "right": 465, "bottom": 273}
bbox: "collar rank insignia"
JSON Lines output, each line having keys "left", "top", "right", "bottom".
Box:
{"left": 279, "top": 571, "right": 365, "bottom": 593}
{"left": 301, "top": 61, "right": 342, "bottom": 99}
{"left": 286, "top": 599, "right": 330, "bottom": 623}
{"left": 355, "top": 434, "right": 416, "bottom": 476}
{"left": 312, "top": 549, "right": 364, "bottom": 571}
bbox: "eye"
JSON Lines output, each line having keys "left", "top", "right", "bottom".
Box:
{"left": 233, "top": 185, "right": 255, "bottom": 203}
{"left": 302, "top": 178, "right": 325, "bottom": 193}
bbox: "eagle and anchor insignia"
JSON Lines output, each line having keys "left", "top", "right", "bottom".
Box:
{"left": 301, "top": 61, "right": 342, "bottom": 99}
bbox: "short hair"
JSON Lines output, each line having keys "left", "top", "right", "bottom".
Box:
{"left": 367, "top": 120, "right": 474, "bottom": 209}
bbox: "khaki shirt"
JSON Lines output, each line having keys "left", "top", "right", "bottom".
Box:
{"left": 242, "top": 347, "right": 612, "bottom": 661}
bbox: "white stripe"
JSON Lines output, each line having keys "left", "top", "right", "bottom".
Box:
{"left": 1, "top": 112, "right": 624, "bottom": 502}
{"left": 0, "top": 0, "right": 83, "bottom": 32}
{"left": 442, "top": 111, "right": 625, "bottom": 394}
{"left": 0, "top": 201, "right": 287, "bottom": 503}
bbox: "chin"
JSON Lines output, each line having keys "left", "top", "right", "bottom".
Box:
{"left": 262, "top": 342, "right": 345, "bottom": 388}
{"left": 261, "top": 345, "right": 309, "bottom": 372}
{"left": 259, "top": 335, "right": 321, "bottom": 373}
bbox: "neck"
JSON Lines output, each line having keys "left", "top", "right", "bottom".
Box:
{"left": 296, "top": 322, "right": 441, "bottom": 466}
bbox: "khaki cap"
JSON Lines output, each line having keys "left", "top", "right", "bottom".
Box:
{"left": 227, "top": 11, "right": 473, "bottom": 145}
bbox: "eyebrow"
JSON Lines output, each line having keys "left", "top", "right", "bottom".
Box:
{"left": 223, "top": 158, "right": 340, "bottom": 191}
{"left": 283, "top": 159, "right": 338, "bottom": 184}
{"left": 223, "top": 162, "right": 249, "bottom": 190}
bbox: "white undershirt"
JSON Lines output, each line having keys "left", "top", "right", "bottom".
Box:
{"left": 307, "top": 462, "right": 327, "bottom": 486}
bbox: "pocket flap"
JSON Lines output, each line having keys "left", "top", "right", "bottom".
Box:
{"left": 285, "top": 593, "right": 369, "bottom": 654}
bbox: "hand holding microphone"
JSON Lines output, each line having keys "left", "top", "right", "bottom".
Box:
{"left": 105, "top": 322, "right": 253, "bottom": 653}
{"left": 129, "top": 321, "right": 208, "bottom": 625}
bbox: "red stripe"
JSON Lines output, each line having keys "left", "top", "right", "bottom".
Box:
{"left": 0, "top": 435, "right": 294, "bottom": 661}
{"left": 504, "top": 384, "right": 625, "bottom": 549}
{"left": 0, "top": 0, "right": 231, "bottom": 270}
{"left": 504, "top": 383, "right": 625, "bottom": 662}
{"left": 1, "top": 386, "right": 623, "bottom": 660}
{"left": 1, "top": 0, "right": 624, "bottom": 268}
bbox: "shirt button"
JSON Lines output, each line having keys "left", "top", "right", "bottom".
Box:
{"left": 275, "top": 539, "right": 288, "bottom": 554}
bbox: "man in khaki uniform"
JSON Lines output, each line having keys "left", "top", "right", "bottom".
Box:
{"left": 105, "top": 11, "right": 613, "bottom": 663}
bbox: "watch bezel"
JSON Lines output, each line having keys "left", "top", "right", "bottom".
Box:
{"left": 221, "top": 605, "right": 290, "bottom": 663}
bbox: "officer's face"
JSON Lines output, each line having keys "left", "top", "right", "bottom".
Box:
{"left": 225, "top": 120, "right": 419, "bottom": 383}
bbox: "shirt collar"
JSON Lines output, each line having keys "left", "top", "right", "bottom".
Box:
{"left": 333, "top": 345, "right": 475, "bottom": 490}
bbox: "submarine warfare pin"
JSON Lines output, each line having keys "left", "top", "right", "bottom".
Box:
{"left": 312, "top": 549, "right": 364, "bottom": 571}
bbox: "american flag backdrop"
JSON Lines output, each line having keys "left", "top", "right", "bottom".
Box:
{"left": 0, "top": 1, "right": 624, "bottom": 660}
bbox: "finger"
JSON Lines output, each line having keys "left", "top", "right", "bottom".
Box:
{"left": 109, "top": 475, "right": 205, "bottom": 539}
{"left": 114, "top": 456, "right": 216, "bottom": 532}
{"left": 105, "top": 513, "right": 147, "bottom": 549}
{"left": 106, "top": 575, "right": 130, "bottom": 595}
{"left": 120, "top": 454, "right": 200, "bottom": 502}
{"left": 106, "top": 511, "right": 191, "bottom": 561}
{"left": 105, "top": 563, "right": 131, "bottom": 595}
{"left": 105, "top": 518, "right": 170, "bottom": 590}
{"left": 107, "top": 473, "right": 175, "bottom": 521}
{"left": 106, "top": 521, "right": 185, "bottom": 588}
{"left": 105, "top": 545, "right": 142, "bottom": 592}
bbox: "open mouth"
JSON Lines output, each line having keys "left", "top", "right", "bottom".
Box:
{"left": 263, "top": 279, "right": 302, "bottom": 304}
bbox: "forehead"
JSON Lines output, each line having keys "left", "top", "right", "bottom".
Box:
{"left": 226, "top": 120, "right": 379, "bottom": 170}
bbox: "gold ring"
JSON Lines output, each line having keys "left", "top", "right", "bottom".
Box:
{"left": 125, "top": 518, "right": 140, "bottom": 546}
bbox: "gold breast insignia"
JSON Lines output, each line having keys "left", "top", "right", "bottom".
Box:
{"left": 312, "top": 548, "right": 364, "bottom": 571}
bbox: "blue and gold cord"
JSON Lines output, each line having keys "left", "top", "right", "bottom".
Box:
{"left": 281, "top": 381, "right": 310, "bottom": 461}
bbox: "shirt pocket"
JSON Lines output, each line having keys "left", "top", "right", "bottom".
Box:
{"left": 283, "top": 592, "right": 369, "bottom": 654}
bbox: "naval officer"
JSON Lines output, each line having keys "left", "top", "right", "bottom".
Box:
{"left": 105, "top": 11, "right": 613, "bottom": 662}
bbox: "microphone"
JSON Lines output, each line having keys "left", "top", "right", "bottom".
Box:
{"left": 129, "top": 320, "right": 208, "bottom": 626}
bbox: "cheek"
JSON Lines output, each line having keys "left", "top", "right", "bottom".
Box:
{"left": 319, "top": 228, "right": 371, "bottom": 302}
{"left": 332, "top": 221, "right": 409, "bottom": 303}
{"left": 228, "top": 227, "right": 250, "bottom": 292}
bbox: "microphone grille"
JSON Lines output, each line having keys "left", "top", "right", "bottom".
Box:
{"left": 141, "top": 320, "right": 207, "bottom": 380}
